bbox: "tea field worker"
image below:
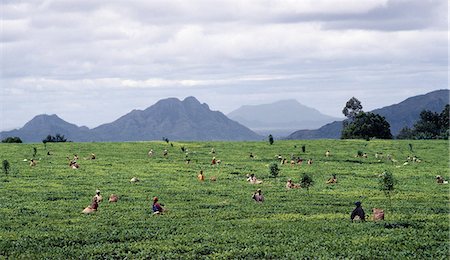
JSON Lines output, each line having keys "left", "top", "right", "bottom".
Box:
{"left": 29, "top": 159, "right": 37, "bottom": 167}
{"left": 325, "top": 150, "right": 331, "bottom": 157}
{"left": 290, "top": 160, "right": 295, "bottom": 167}
{"left": 412, "top": 156, "right": 421, "bottom": 163}
{"left": 249, "top": 152, "right": 254, "bottom": 159}
{"left": 326, "top": 174, "right": 337, "bottom": 184}
{"left": 152, "top": 197, "right": 165, "bottom": 215}
{"left": 163, "top": 149, "right": 168, "bottom": 157}
{"left": 109, "top": 194, "right": 119, "bottom": 203}
{"left": 198, "top": 170, "right": 205, "bottom": 181}
{"left": 130, "top": 177, "right": 140, "bottom": 183}
{"left": 211, "top": 147, "right": 216, "bottom": 154}
{"left": 94, "top": 189, "right": 103, "bottom": 203}
{"left": 82, "top": 196, "right": 99, "bottom": 214}
{"left": 372, "top": 208, "right": 384, "bottom": 221}
{"left": 351, "top": 201, "right": 366, "bottom": 222}
{"left": 436, "top": 175, "right": 448, "bottom": 184}
{"left": 70, "top": 161, "right": 80, "bottom": 169}
{"left": 286, "top": 179, "right": 300, "bottom": 189}
{"left": 307, "top": 158, "right": 313, "bottom": 165}
{"left": 211, "top": 157, "right": 217, "bottom": 165}
{"left": 252, "top": 189, "right": 264, "bottom": 202}
{"left": 90, "top": 153, "right": 96, "bottom": 160}
{"left": 148, "top": 149, "right": 154, "bottom": 157}
{"left": 247, "top": 173, "right": 262, "bottom": 184}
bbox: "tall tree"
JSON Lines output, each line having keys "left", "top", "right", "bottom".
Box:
{"left": 341, "top": 112, "right": 392, "bottom": 139}
{"left": 413, "top": 110, "right": 441, "bottom": 139}
{"left": 342, "top": 97, "right": 363, "bottom": 121}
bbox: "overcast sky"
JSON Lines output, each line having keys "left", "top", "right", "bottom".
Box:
{"left": 1, "top": 0, "right": 448, "bottom": 131}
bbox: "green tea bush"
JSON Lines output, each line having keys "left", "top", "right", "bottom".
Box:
{"left": 269, "top": 162, "right": 279, "bottom": 177}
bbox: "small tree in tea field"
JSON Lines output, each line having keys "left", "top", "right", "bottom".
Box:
{"left": 2, "top": 160, "right": 10, "bottom": 176}
{"left": 269, "top": 162, "right": 280, "bottom": 178}
{"left": 268, "top": 134, "right": 274, "bottom": 145}
{"left": 379, "top": 170, "right": 395, "bottom": 208}
{"left": 300, "top": 173, "right": 314, "bottom": 193}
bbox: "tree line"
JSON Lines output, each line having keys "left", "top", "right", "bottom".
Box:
{"left": 397, "top": 105, "right": 449, "bottom": 140}
{"left": 340, "top": 98, "right": 448, "bottom": 140}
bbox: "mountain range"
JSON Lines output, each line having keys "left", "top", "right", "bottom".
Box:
{"left": 227, "top": 99, "right": 341, "bottom": 137}
{"left": 0, "top": 97, "right": 262, "bottom": 142}
{"left": 2, "top": 90, "right": 447, "bottom": 143}
{"left": 286, "top": 89, "right": 449, "bottom": 139}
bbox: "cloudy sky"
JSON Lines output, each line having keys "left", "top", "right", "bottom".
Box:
{"left": 1, "top": 0, "right": 447, "bottom": 131}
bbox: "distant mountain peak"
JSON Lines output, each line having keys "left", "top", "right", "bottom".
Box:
{"left": 183, "top": 96, "right": 200, "bottom": 103}
{"left": 227, "top": 99, "right": 340, "bottom": 136}
{"left": 90, "top": 96, "right": 261, "bottom": 141}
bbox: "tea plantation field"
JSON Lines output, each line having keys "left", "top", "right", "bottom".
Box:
{"left": 0, "top": 140, "right": 448, "bottom": 259}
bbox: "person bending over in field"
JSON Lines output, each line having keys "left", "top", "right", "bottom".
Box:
{"left": 247, "top": 173, "right": 263, "bottom": 184}
{"left": 29, "top": 159, "right": 37, "bottom": 167}
{"left": 152, "top": 197, "right": 165, "bottom": 215}
{"left": 109, "top": 194, "right": 119, "bottom": 203}
{"left": 326, "top": 174, "right": 337, "bottom": 184}
{"left": 94, "top": 189, "right": 103, "bottom": 203}
{"left": 350, "top": 201, "right": 365, "bottom": 222}
{"left": 82, "top": 194, "right": 99, "bottom": 214}
{"left": 211, "top": 157, "right": 217, "bottom": 165}
{"left": 252, "top": 189, "right": 264, "bottom": 202}
{"left": 436, "top": 175, "right": 448, "bottom": 184}
{"left": 286, "top": 179, "right": 300, "bottom": 189}
{"left": 197, "top": 170, "right": 205, "bottom": 181}
{"left": 69, "top": 160, "right": 79, "bottom": 169}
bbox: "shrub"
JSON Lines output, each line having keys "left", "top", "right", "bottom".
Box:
{"left": 379, "top": 170, "right": 395, "bottom": 199}
{"left": 300, "top": 173, "right": 314, "bottom": 192}
{"left": 2, "top": 160, "right": 10, "bottom": 176}
{"left": 269, "top": 162, "right": 279, "bottom": 178}
{"left": 42, "top": 134, "right": 67, "bottom": 143}
{"left": 1, "top": 137, "right": 23, "bottom": 143}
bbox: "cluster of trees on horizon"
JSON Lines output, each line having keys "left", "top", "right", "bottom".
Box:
{"left": 397, "top": 105, "right": 449, "bottom": 140}
{"left": 339, "top": 97, "right": 448, "bottom": 140}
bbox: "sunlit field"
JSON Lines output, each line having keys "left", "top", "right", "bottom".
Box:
{"left": 1, "top": 140, "right": 448, "bottom": 259}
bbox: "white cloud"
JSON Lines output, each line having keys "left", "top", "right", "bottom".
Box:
{"left": 0, "top": 0, "right": 447, "bottom": 131}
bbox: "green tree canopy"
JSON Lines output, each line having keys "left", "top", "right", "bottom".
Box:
{"left": 397, "top": 105, "right": 449, "bottom": 139}
{"left": 341, "top": 112, "right": 392, "bottom": 140}
{"left": 1, "top": 136, "right": 23, "bottom": 143}
{"left": 342, "top": 97, "right": 363, "bottom": 121}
